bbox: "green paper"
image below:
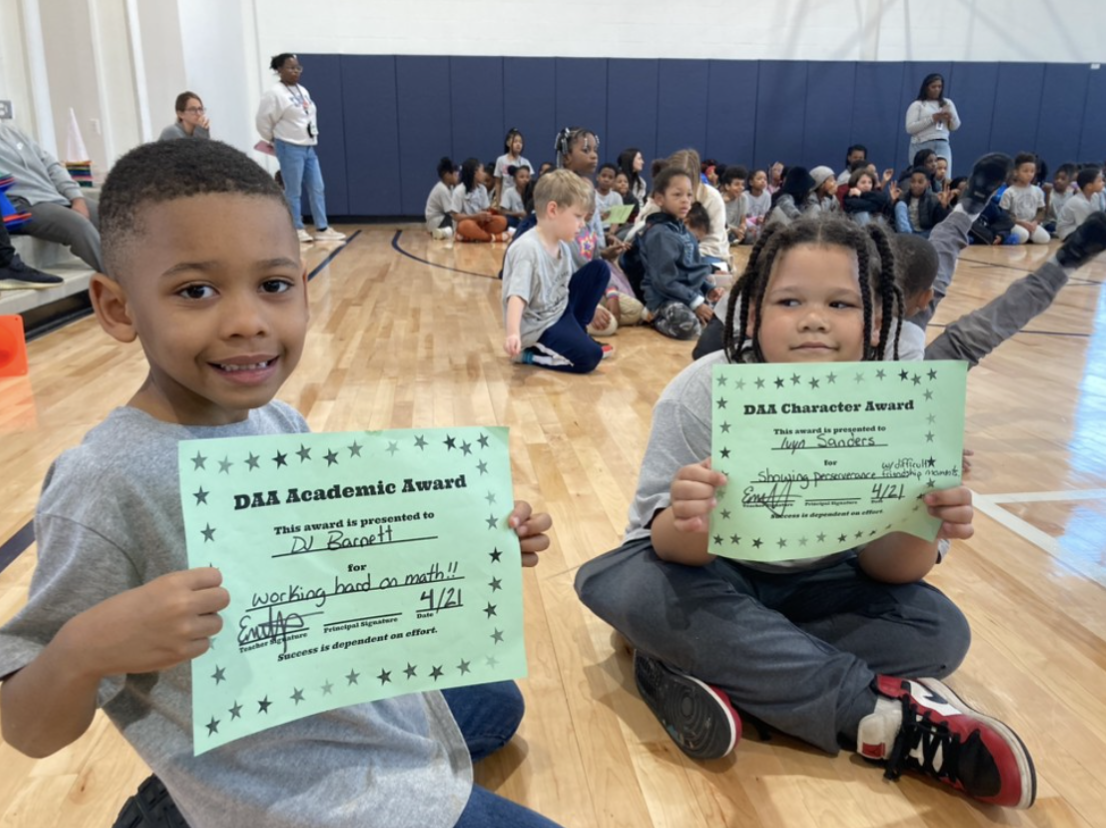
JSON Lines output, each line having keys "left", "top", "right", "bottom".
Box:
{"left": 180, "top": 427, "right": 526, "bottom": 755}
{"left": 605, "top": 203, "right": 634, "bottom": 224}
{"left": 709, "top": 361, "right": 966, "bottom": 563}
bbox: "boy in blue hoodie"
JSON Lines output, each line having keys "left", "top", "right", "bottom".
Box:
{"left": 639, "top": 167, "right": 721, "bottom": 340}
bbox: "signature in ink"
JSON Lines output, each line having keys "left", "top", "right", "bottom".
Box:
{"left": 741, "top": 481, "right": 799, "bottom": 517}
{"left": 237, "top": 606, "right": 322, "bottom": 653}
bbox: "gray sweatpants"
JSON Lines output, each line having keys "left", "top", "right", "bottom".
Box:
{"left": 575, "top": 538, "right": 970, "bottom": 753}
{"left": 912, "top": 206, "right": 1070, "bottom": 366}
{"left": 11, "top": 196, "right": 102, "bottom": 272}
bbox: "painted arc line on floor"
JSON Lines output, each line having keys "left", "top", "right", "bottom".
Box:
{"left": 307, "top": 230, "right": 361, "bottom": 281}
{"left": 390, "top": 230, "right": 499, "bottom": 280}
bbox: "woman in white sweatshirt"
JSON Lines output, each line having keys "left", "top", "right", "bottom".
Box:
{"left": 905, "top": 73, "right": 961, "bottom": 177}
{"left": 256, "top": 53, "right": 345, "bottom": 244}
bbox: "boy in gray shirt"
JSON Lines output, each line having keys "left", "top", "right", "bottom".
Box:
{"left": 502, "top": 169, "right": 610, "bottom": 373}
{"left": 0, "top": 140, "right": 560, "bottom": 828}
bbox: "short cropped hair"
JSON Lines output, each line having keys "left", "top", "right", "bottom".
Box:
{"left": 533, "top": 168, "right": 593, "bottom": 214}
{"left": 1014, "top": 152, "right": 1037, "bottom": 169}
{"left": 720, "top": 166, "right": 748, "bottom": 186}
{"left": 1076, "top": 166, "right": 1102, "bottom": 190}
{"left": 100, "top": 140, "right": 289, "bottom": 277}
{"left": 891, "top": 233, "right": 939, "bottom": 300}
{"left": 653, "top": 166, "right": 693, "bottom": 195}
{"left": 685, "top": 202, "right": 711, "bottom": 232}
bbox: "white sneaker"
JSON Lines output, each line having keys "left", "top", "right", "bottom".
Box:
{"left": 431, "top": 226, "right": 453, "bottom": 240}
{"left": 297, "top": 229, "right": 314, "bottom": 244}
{"left": 314, "top": 227, "right": 346, "bottom": 241}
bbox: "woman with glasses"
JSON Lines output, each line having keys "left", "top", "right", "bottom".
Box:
{"left": 159, "top": 92, "right": 210, "bottom": 141}
{"left": 256, "top": 52, "right": 345, "bottom": 244}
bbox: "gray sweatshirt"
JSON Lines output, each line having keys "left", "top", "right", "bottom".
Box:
{"left": 0, "top": 123, "right": 82, "bottom": 206}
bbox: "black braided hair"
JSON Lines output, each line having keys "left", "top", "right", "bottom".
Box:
{"left": 721, "top": 215, "right": 904, "bottom": 365}
{"left": 864, "top": 222, "right": 904, "bottom": 361}
{"left": 555, "top": 126, "right": 594, "bottom": 169}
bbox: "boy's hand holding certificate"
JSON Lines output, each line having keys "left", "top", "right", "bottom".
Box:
{"left": 709, "top": 361, "right": 967, "bottom": 563}
{"left": 180, "top": 427, "right": 526, "bottom": 754}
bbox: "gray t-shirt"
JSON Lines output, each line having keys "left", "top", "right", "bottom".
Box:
{"left": 999, "top": 184, "right": 1046, "bottom": 222}
{"left": 450, "top": 183, "right": 490, "bottom": 215}
{"left": 0, "top": 403, "right": 471, "bottom": 828}
{"left": 425, "top": 180, "right": 454, "bottom": 232}
{"left": 1056, "top": 192, "right": 1098, "bottom": 240}
{"left": 158, "top": 122, "right": 211, "bottom": 141}
{"left": 500, "top": 186, "right": 526, "bottom": 215}
{"left": 501, "top": 229, "right": 572, "bottom": 349}
{"left": 745, "top": 189, "right": 771, "bottom": 220}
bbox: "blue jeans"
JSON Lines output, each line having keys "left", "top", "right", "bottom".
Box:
{"left": 274, "top": 139, "right": 329, "bottom": 230}
{"left": 530, "top": 259, "right": 610, "bottom": 373}
{"left": 444, "top": 682, "right": 563, "bottom": 827}
{"left": 894, "top": 202, "right": 931, "bottom": 238}
{"left": 909, "top": 137, "right": 952, "bottom": 176}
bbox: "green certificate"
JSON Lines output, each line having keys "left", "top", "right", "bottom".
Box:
{"left": 709, "top": 361, "right": 967, "bottom": 563}
{"left": 605, "top": 203, "right": 634, "bottom": 224}
{"left": 180, "top": 427, "right": 525, "bottom": 755}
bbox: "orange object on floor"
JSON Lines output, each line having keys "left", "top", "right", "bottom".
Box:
{"left": 0, "top": 315, "right": 28, "bottom": 377}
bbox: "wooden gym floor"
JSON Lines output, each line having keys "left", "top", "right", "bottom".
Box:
{"left": 0, "top": 225, "right": 1104, "bottom": 827}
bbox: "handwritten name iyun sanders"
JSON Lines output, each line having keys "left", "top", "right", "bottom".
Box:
{"left": 232, "top": 474, "right": 469, "bottom": 510}
{"left": 742, "top": 400, "right": 915, "bottom": 415}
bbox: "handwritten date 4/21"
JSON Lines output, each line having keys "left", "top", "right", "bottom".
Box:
{"left": 420, "top": 587, "right": 462, "bottom": 612}
{"left": 871, "top": 483, "right": 905, "bottom": 502}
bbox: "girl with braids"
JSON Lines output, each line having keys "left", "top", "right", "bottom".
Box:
{"left": 575, "top": 213, "right": 1036, "bottom": 810}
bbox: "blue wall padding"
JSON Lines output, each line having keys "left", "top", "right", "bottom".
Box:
{"left": 606, "top": 59, "right": 660, "bottom": 188}
{"left": 341, "top": 55, "right": 401, "bottom": 216}
{"left": 292, "top": 54, "right": 1106, "bottom": 216}
{"left": 657, "top": 60, "right": 710, "bottom": 159}
{"left": 300, "top": 54, "right": 348, "bottom": 216}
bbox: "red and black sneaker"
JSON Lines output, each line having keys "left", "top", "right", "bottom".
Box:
{"left": 633, "top": 650, "right": 740, "bottom": 760}
{"left": 859, "top": 676, "right": 1036, "bottom": 809}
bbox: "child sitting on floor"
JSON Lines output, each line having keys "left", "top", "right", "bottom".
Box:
{"left": 575, "top": 210, "right": 1037, "bottom": 812}
{"left": 502, "top": 169, "right": 611, "bottom": 373}
{"left": 0, "top": 138, "right": 562, "bottom": 828}
{"left": 1056, "top": 166, "right": 1104, "bottom": 240}
{"left": 719, "top": 166, "right": 748, "bottom": 244}
{"left": 894, "top": 167, "right": 950, "bottom": 237}
{"left": 999, "top": 153, "right": 1049, "bottom": 244}
{"left": 638, "top": 167, "right": 722, "bottom": 340}
{"left": 451, "top": 157, "right": 509, "bottom": 242}
{"left": 842, "top": 168, "right": 892, "bottom": 226}
{"left": 498, "top": 165, "right": 532, "bottom": 227}
{"left": 425, "top": 156, "right": 458, "bottom": 239}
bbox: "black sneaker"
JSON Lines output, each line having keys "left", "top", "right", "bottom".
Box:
{"left": 633, "top": 650, "right": 740, "bottom": 760}
{"left": 859, "top": 676, "right": 1036, "bottom": 809}
{"left": 1057, "top": 211, "right": 1106, "bottom": 269}
{"left": 0, "top": 256, "right": 63, "bottom": 284}
{"left": 959, "top": 153, "right": 1013, "bottom": 213}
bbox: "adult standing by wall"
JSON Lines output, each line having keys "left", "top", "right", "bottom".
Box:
{"left": 159, "top": 92, "right": 211, "bottom": 141}
{"left": 905, "top": 73, "right": 960, "bottom": 175}
{"left": 256, "top": 53, "right": 345, "bottom": 244}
